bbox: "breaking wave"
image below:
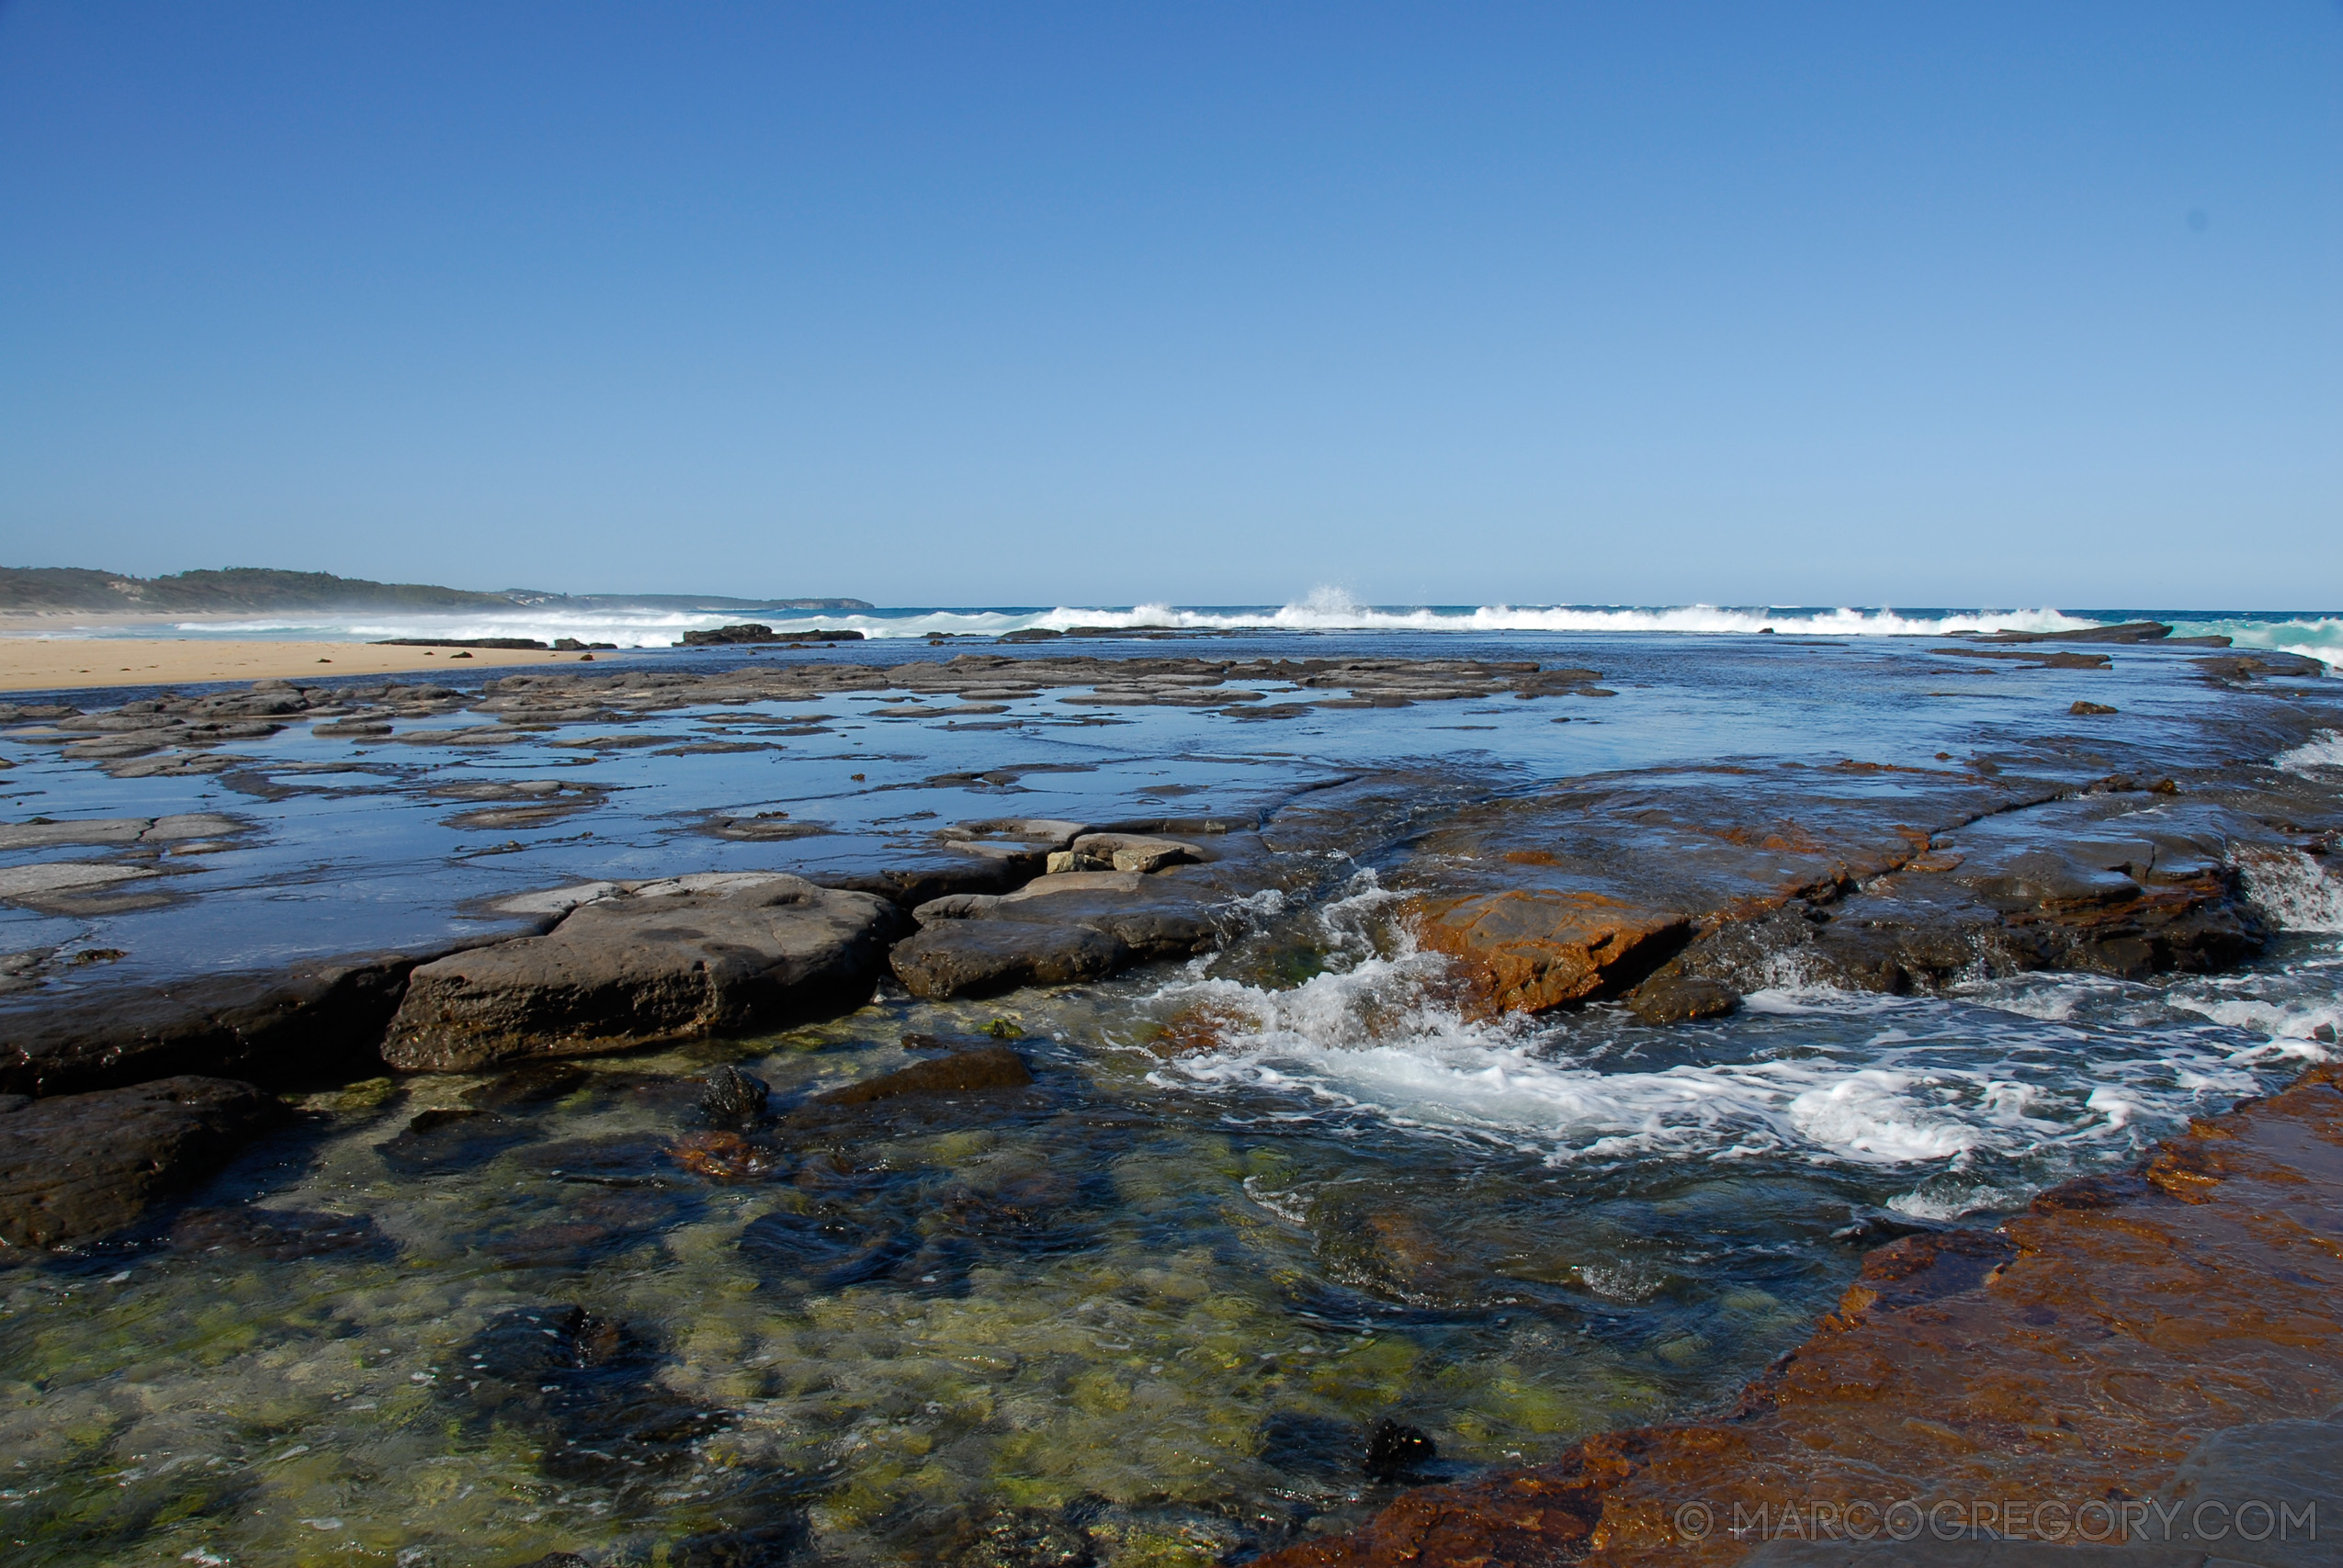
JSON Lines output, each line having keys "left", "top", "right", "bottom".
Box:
{"left": 2276, "top": 729, "right": 2343, "bottom": 778}
{"left": 2170, "top": 615, "right": 2343, "bottom": 670}
{"left": 2239, "top": 847, "right": 2343, "bottom": 934}
{"left": 23, "top": 588, "right": 2129, "bottom": 647}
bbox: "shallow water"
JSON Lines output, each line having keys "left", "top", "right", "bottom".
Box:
{"left": 2, "top": 630, "right": 2339, "bottom": 1567}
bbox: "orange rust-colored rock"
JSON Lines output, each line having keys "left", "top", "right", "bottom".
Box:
{"left": 672, "top": 1129, "right": 783, "bottom": 1181}
{"left": 1261, "top": 1064, "right": 2343, "bottom": 1568}
{"left": 1411, "top": 890, "right": 1689, "bottom": 1013}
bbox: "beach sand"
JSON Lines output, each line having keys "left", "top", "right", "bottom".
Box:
{"left": 0, "top": 637, "right": 604, "bottom": 694}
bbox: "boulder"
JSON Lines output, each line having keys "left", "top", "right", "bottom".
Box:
{"left": 0, "top": 1077, "right": 287, "bottom": 1249}
{"left": 889, "top": 874, "right": 1222, "bottom": 999}
{"left": 382, "top": 874, "right": 902, "bottom": 1072}
{"left": 889, "top": 919, "right": 1129, "bottom": 999}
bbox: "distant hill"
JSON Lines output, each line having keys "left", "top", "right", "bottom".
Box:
{"left": 0, "top": 568, "right": 870, "bottom": 615}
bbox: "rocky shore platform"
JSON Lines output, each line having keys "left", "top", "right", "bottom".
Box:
{"left": 0, "top": 634, "right": 2337, "bottom": 1565}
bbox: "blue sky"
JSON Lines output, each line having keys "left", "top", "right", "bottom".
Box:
{"left": 1, "top": 2, "right": 2337, "bottom": 607}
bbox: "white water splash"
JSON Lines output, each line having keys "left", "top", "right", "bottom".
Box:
{"left": 2276, "top": 730, "right": 2343, "bottom": 777}
{"left": 2171, "top": 616, "right": 2343, "bottom": 671}
{"left": 2238, "top": 848, "right": 2343, "bottom": 933}
{"left": 1140, "top": 904, "right": 2131, "bottom": 1168}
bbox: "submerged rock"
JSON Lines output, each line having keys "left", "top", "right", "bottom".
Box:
{"left": 383, "top": 874, "right": 901, "bottom": 1072}
{"left": 168, "top": 1204, "right": 390, "bottom": 1261}
{"left": 811, "top": 1045, "right": 1033, "bottom": 1108}
{"left": 375, "top": 1107, "right": 538, "bottom": 1177}
{"left": 699, "top": 1063, "right": 772, "bottom": 1125}
{"left": 1363, "top": 1417, "right": 1438, "bottom": 1483}
{"left": 0, "top": 1077, "right": 286, "bottom": 1249}
{"left": 739, "top": 1204, "right": 914, "bottom": 1290}
{"left": 442, "top": 1303, "right": 724, "bottom": 1479}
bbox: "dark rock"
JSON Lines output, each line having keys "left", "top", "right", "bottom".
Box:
{"left": 376, "top": 637, "right": 549, "bottom": 649}
{"left": 889, "top": 919, "right": 1129, "bottom": 999}
{"left": 1829, "top": 1209, "right": 1944, "bottom": 1245}
{"left": 1625, "top": 973, "right": 1740, "bottom": 1024}
{"left": 889, "top": 871, "right": 1225, "bottom": 999}
{"left": 2198, "top": 652, "right": 2326, "bottom": 681}
{"left": 0, "top": 950, "right": 449, "bottom": 1097}
{"left": 810, "top": 854, "right": 1032, "bottom": 909}
{"left": 1364, "top": 1417, "right": 1437, "bottom": 1482}
{"left": 1967, "top": 620, "right": 2172, "bottom": 644}
{"left": 2071, "top": 700, "right": 2119, "bottom": 716}
{"left": 0, "top": 1077, "right": 287, "bottom": 1248}
{"left": 680, "top": 624, "right": 866, "bottom": 646}
{"left": 383, "top": 874, "right": 902, "bottom": 1072}
{"left": 1311, "top": 1192, "right": 1455, "bottom": 1304}
{"left": 700, "top": 1064, "right": 772, "bottom": 1125}
{"left": 2315, "top": 1022, "right": 2338, "bottom": 1045}
{"left": 814, "top": 1046, "right": 1032, "bottom": 1107}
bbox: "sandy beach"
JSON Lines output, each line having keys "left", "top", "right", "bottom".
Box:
{"left": 0, "top": 637, "right": 605, "bottom": 693}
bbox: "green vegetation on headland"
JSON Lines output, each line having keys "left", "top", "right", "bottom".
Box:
{"left": 0, "top": 567, "right": 871, "bottom": 615}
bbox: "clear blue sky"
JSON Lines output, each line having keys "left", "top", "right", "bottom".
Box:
{"left": 2, "top": 2, "right": 2337, "bottom": 608}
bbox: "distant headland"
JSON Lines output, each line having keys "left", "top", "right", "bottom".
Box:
{"left": 0, "top": 567, "right": 871, "bottom": 615}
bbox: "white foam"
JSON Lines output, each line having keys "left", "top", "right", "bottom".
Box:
{"left": 1887, "top": 1182, "right": 2029, "bottom": 1221}
{"left": 2238, "top": 848, "right": 2343, "bottom": 933}
{"left": 1148, "top": 936, "right": 2095, "bottom": 1168}
{"left": 2276, "top": 730, "right": 2343, "bottom": 776}
{"left": 1012, "top": 590, "right": 2096, "bottom": 641}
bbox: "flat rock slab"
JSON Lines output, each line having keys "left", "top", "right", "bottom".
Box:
{"left": 383, "top": 874, "right": 902, "bottom": 1071}
{"left": 0, "top": 951, "right": 444, "bottom": 1096}
{"left": 0, "top": 861, "right": 160, "bottom": 901}
{"left": 0, "top": 1076, "right": 286, "bottom": 1249}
